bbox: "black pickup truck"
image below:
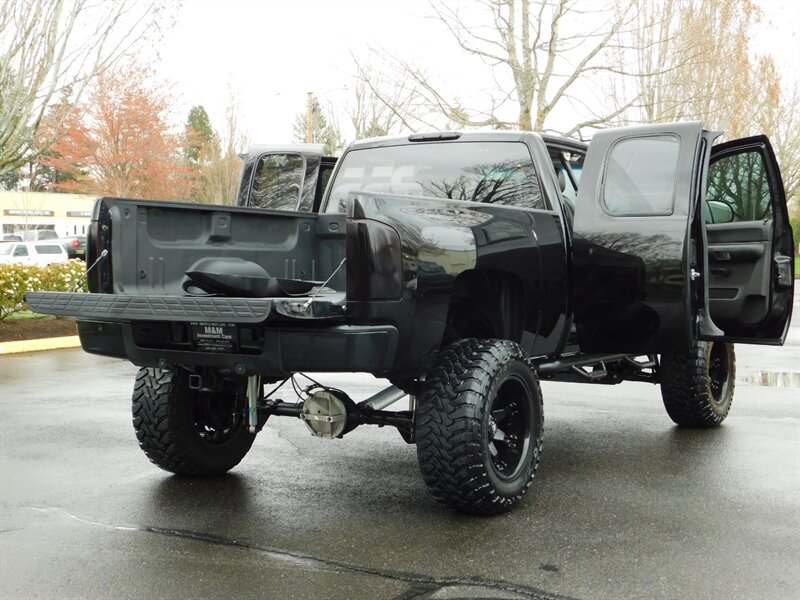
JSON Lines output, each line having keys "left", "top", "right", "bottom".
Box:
{"left": 27, "top": 123, "right": 795, "bottom": 514}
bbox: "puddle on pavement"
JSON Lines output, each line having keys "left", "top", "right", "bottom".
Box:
{"left": 743, "top": 371, "right": 800, "bottom": 387}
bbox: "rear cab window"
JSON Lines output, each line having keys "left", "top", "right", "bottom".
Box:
{"left": 325, "top": 142, "right": 545, "bottom": 213}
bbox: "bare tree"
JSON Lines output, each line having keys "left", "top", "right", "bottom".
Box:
{"left": 349, "top": 53, "right": 427, "bottom": 138}
{"left": 0, "top": 0, "right": 164, "bottom": 176}
{"left": 616, "top": 0, "right": 760, "bottom": 132}
{"left": 750, "top": 59, "right": 800, "bottom": 209}
{"left": 614, "top": 0, "right": 799, "bottom": 206}
{"left": 191, "top": 94, "right": 251, "bottom": 205}
{"left": 370, "top": 0, "right": 640, "bottom": 136}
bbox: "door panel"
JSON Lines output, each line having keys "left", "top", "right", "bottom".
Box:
{"left": 572, "top": 122, "right": 705, "bottom": 354}
{"left": 702, "top": 136, "right": 794, "bottom": 344}
{"left": 707, "top": 221, "right": 771, "bottom": 326}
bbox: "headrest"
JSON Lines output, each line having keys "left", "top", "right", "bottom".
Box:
{"left": 557, "top": 168, "right": 567, "bottom": 193}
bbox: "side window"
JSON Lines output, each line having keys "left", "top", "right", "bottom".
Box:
{"left": 13, "top": 245, "right": 29, "bottom": 257}
{"left": 34, "top": 244, "right": 62, "bottom": 254}
{"left": 706, "top": 149, "right": 772, "bottom": 223}
{"left": 250, "top": 153, "right": 305, "bottom": 211}
{"left": 566, "top": 151, "right": 584, "bottom": 185}
{"left": 602, "top": 135, "right": 680, "bottom": 216}
{"left": 312, "top": 163, "right": 336, "bottom": 213}
{"left": 554, "top": 153, "right": 580, "bottom": 205}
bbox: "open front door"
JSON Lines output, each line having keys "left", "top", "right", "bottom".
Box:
{"left": 236, "top": 144, "right": 326, "bottom": 212}
{"left": 572, "top": 122, "right": 706, "bottom": 354}
{"left": 702, "top": 136, "right": 794, "bottom": 344}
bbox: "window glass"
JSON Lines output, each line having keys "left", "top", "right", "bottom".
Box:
{"left": 565, "top": 151, "right": 584, "bottom": 185}
{"left": 706, "top": 150, "right": 772, "bottom": 222}
{"left": 603, "top": 136, "right": 680, "bottom": 215}
{"left": 35, "top": 244, "right": 62, "bottom": 254}
{"left": 554, "top": 153, "right": 579, "bottom": 205}
{"left": 325, "top": 142, "right": 544, "bottom": 213}
{"left": 13, "top": 245, "right": 29, "bottom": 257}
{"left": 0, "top": 244, "right": 12, "bottom": 256}
{"left": 250, "top": 153, "right": 305, "bottom": 211}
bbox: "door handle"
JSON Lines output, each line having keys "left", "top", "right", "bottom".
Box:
{"left": 774, "top": 255, "right": 792, "bottom": 289}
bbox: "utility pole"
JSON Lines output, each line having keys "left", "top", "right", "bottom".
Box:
{"left": 306, "top": 92, "right": 314, "bottom": 144}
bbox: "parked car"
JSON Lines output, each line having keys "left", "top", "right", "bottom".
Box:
{"left": 0, "top": 241, "right": 69, "bottom": 266}
{"left": 59, "top": 235, "right": 87, "bottom": 260}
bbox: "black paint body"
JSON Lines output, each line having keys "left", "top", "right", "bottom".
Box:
{"left": 25, "top": 126, "right": 794, "bottom": 380}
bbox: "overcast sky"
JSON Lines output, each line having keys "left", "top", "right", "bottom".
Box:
{"left": 156, "top": 0, "right": 800, "bottom": 146}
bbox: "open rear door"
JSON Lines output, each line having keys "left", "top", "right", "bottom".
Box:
{"left": 572, "top": 122, "right": 707, "bottom": 354}
{"left": 702, "top": 136, "right": 794, "bottom": 344}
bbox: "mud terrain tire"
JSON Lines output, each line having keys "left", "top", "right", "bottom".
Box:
{"left": 660, "top": 341, "right": 736, "bottom": 427}
{"left": 416, "top": 339, "right": 544, "bottom": 514}
{"left": 132, "top": 367, "right": 255, "bottom": 475}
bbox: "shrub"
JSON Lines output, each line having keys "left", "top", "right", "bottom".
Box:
{"left": 0, "top": 260, "right": 88, "bottom": 320}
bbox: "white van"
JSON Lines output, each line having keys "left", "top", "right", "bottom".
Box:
{"left": 0, "top": 241, "right": 69, "bottom": 266}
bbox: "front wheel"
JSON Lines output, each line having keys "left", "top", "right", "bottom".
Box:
{"left": 415, "top": 339, "right": 544, "bottom": 515}
{"left": 659, "top": 341, "right": 736, "bottom": 427}
{"left": 132, "top": 367, "right": 256, "bottom": 475}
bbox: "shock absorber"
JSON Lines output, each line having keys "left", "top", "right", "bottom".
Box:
{"left": 247, "top": 375, "right": 260, "bottom": 433}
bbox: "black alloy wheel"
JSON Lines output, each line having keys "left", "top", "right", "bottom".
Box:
{"left": 487, "top": 374, "right": 532, "bottom": 481}
{"left": 416, "top": 338, "right": 544, "bottom": 515}
{"left": 707, "top": 341, "right": 732, "bottom": 406}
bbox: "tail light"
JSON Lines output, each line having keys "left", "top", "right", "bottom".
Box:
{"left": 346, "top": 219, "right": 403, "bottom": 300}
{"left": 72, "top": 239, "right": 79, "bottom": 249}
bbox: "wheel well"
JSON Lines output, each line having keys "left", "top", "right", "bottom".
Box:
{"left": 442, "top": 270, "right": 525, "bottom": 345}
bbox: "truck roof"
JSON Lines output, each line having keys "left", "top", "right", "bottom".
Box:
{"left": 348, "top": 130, "right": 587, "bottom": 152}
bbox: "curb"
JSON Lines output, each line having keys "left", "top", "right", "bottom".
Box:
{"left": 0, "top": 336, "right": 81, "bottom": 355}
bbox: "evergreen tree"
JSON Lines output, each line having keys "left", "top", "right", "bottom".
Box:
{"left": 292, "top": 95, "right": 343, "bottom": 156}
{"left": 185, "top": 105, "right": 215, "bottom": 164}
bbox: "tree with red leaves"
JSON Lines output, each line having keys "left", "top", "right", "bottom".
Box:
{"left": 42, "top": 61, "right": 190, "bottom": 200}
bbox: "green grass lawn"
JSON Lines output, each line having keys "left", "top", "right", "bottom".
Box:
{"left": 5, "top": 310, "right": 47, "bottom": 321}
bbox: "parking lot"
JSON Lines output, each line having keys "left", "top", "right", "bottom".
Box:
{"left": 1, "top": 296, "right": 798, "bottom": 599}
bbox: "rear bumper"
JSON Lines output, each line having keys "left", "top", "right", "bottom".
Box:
{"left": 77, "top": 320, "right": 398, "bottom": 377}
{"left": 24, "top": 292, "right": 396, "bottom": 377}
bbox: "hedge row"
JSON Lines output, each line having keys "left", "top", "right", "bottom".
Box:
{"left": 0, "top": 260, "right": 88, "bottom": 320}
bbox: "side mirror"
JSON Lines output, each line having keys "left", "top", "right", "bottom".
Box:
{"left": 706, "top": 200, "right": 735, "bottom": 224}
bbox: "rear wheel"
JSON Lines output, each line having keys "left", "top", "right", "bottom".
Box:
{"left": 660, "top": 341, "right": 736, "bottom": 427}
{"left": 416, "top": 339, "right": 544, "bottom": 515}
{"left": 132, "top": 367, "right": 255, "bottom": 475}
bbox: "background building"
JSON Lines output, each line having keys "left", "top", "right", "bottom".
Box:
{"left": 0, "top": 192, "right": 97, "bottom": 238}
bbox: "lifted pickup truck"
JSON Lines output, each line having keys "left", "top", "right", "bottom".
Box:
{"left": 27, "top": 123, "right": 795, "bottom": 514}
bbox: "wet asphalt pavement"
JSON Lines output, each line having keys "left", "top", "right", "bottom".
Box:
{"left": 1, "top": 291, "right": 798, "bottom": 599}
